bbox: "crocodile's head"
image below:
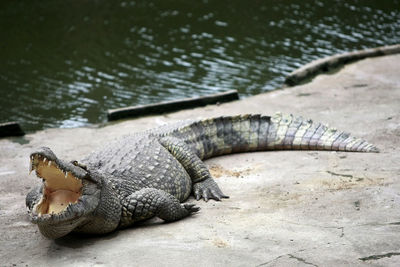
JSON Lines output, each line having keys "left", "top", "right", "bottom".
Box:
{"left": 26, "top": 147, "right": 101, "bottom": 239}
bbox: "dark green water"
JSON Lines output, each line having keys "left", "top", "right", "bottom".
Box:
{"left": 1, "top": 1, "right": 399, "bottom": 131}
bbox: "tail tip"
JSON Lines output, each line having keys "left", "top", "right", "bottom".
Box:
{"left": 367, "top": 146, "right": 380, "bottom": 153}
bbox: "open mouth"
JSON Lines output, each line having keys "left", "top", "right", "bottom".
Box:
{"left": 30, "top": 154, "right": 83, "bottom": 216}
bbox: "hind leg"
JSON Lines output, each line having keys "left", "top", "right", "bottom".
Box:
{"left": 160, "top": 137, "right": 229, "bottom": 201}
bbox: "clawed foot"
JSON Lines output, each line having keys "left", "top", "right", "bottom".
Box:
{"left": 193, "top": 178, "right": 229, "bottom": 202}
{"left": 183, "top": 203, "right": 200, "bottom": 213}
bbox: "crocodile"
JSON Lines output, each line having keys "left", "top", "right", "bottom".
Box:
{"left": 26, "top": 113, "right": 379, "bottom": 239}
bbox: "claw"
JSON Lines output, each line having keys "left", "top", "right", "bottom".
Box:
{"left": 203, "top": 190, "right": 210, "bottom": 202}
{"left": 210, "top": 189, "right": 221, "bottom": 201}
{"left": 213, "top": 196, "right": 221, "bottom": 201}
{"left": 184, "top": 203, "right": 200, "bottom": 213}
{"left": 191, "top": 206, "right": 200, "bottom": 212}
{"left": 193, "top": 178, "right": 228, "bottom": 201}
{"left": 194, "top": 188, "right": 201, "bottom": 200}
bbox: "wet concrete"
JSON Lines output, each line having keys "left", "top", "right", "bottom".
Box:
{"left": 1, "top": 54, "right": 399, "bottom": 266}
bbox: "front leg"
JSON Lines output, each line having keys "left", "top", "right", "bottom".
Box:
{"left": 159, "top": 137, "right": 229, "bottom": 201}
{"left": 119, "top": 188, "right": 199, "bottom": 228}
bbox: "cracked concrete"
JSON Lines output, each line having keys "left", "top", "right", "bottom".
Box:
{"left": 1, "top": 54, "right": 399, "bottom": 266}
{"left": 359, "top": 252, "right": 400, "bottom": 262}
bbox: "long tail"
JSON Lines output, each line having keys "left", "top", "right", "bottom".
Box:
{"left": 168, "top": 113, "right": 379, "bottom": 160}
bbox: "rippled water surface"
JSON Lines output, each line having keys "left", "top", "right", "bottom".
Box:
{"left": 1, "top": 0, "right": 399, "bottom": 131}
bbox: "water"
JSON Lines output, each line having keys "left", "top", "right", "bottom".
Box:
{"left": 1, "top": 0, "right": 399, "bottom": 132}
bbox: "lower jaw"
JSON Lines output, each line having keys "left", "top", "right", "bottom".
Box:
{"left": 37, "top": 216, "right": 85, "bottom": 239}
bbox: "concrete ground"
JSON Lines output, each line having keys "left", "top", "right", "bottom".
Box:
{"left": 1, "top": 54, "right": 399, "bottom": 267}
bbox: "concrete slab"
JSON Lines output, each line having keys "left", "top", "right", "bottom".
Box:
{"left": 1, "top": 54, "right": 399, "bottom": 266}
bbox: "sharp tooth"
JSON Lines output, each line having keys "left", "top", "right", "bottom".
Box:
{"left": 48, "top": 161, "right": 52, "bottom": 166}
{"left": 66, "top": 203, "right": 73, "bottom": 213}
{"left": 65, "top": 172, "right": 68, "bottom": 178}
{"left": 43, "top": 158, "right": 47, "bottom": 163}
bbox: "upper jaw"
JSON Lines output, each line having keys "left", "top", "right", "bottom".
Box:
{"left": 29, "top": 147, "right": 88, "bottom": 180}
{"left": 28, "top": 147, "right": 99, "bottom": 224}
